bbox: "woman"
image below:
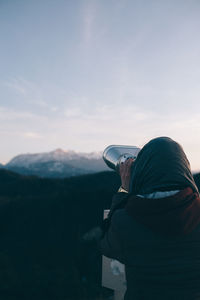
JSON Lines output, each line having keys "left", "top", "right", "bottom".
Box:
{"left": 100, "top": 137, "right": 200, "bottom": 300}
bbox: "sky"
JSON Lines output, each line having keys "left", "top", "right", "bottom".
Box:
{"left": 0, "top": 0, "right": 200, "bottom": 171}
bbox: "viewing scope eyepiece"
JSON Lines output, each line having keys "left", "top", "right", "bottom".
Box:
{"left": 102, "top": 145, "right": 140, "bottom": 173}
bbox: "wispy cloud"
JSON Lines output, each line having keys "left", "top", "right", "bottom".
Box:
{"left": 64, "top": 107, "right": 82, "bottom": 118}
{"left": 2, "top": 78, "right": 50, "bottom": 109}
{"left": 1, "top": 103, "right": 200, "bottom": 170}
{"left": 0, "top": 106, "right": 47, "bottom": 121}
{"left": 23, "top": 132, "right": 43, "bottom": 139}
{"left": 4, "top": 79, "right": 27, "bottom": 95}
{"left": 82, "top": 0, "right": 97, "bottom": 45}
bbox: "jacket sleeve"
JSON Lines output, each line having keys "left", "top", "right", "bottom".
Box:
{"left": 100, "top": 211, "right": 124, "bottom": 263}
{"left": 99, "top": 192, "right": 129, "bottom": 263}
{"left": 108, "top": 192, "right": 129, "bottom": 218}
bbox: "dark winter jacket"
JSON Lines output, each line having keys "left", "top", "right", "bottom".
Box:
{"left": 100, "top": 191, "right": 200, "bottom": 300}
{"left": 100, "top": 137, "right": 200, "bottom": 299}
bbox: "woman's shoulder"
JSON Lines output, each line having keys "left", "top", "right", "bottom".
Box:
{"left": 111, "top": 208, "right": 159, "bottom": 241}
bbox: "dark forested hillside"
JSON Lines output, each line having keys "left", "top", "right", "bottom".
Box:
{"left": 0, "top": 169, "right": 120, "bottom": 300}
{"left": 0, "top": 169, "right": 199, "bottom": 300}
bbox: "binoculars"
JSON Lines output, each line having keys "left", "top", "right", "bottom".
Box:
{"left": 103, "top": 145, "right": 140, "bottom": 173}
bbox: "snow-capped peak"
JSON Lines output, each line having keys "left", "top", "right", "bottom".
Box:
{"left": 6, "top": 149, "right": 103, "bottom": 167}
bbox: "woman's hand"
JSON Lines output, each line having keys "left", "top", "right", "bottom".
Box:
{"left": 119, "top": 158, "right": 135, "bottom": 192}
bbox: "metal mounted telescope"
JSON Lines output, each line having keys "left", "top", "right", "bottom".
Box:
{"left": 102, "top": 145, "right": 140, "bottom": 173}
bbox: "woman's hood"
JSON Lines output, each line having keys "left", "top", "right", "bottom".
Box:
{"left": 129, "top": 137, "right": 199, "bottom": 195}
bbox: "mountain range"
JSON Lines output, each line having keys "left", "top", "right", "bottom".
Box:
{"left": 0, "top": 149, "right": 110, "bottom": 178}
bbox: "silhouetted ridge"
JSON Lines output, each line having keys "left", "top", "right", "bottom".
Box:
{"left": 0, "top": 169, "right": 119, "bottom": 300}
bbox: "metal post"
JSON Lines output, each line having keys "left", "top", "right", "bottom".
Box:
{"left": 102, "top": 210, "right": 126, "bottom": 300}
{"left": 114, "top": 290, "right": 125, "bottom": 300}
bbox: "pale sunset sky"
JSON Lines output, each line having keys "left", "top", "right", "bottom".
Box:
{"left": 0, "top": 0, "right": 200, "bottom": 171}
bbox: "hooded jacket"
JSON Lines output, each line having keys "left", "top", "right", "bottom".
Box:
{"left": 100, "top": 137, "right": 200, "bottom": 300}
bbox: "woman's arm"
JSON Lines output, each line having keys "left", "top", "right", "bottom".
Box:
{"left": 99, "top": 158, "right": 135, "bottom": 261}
